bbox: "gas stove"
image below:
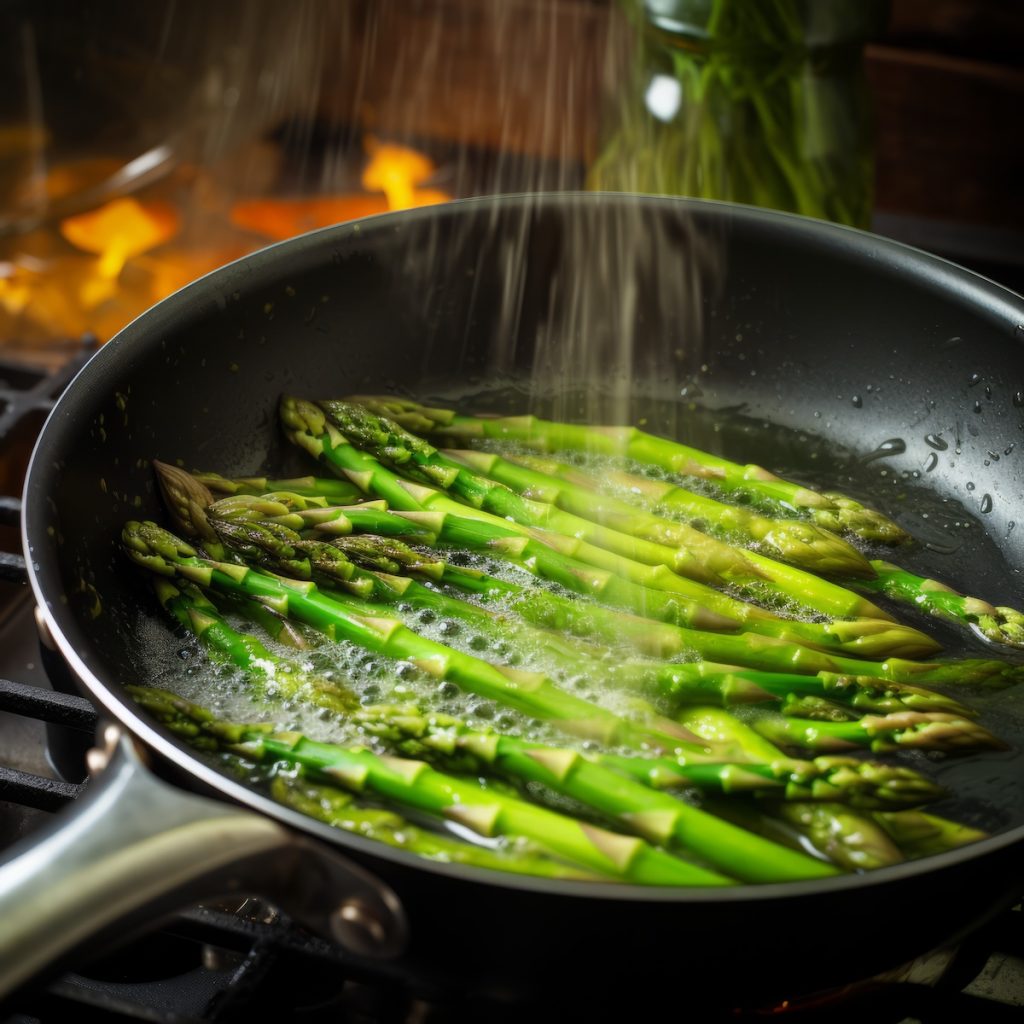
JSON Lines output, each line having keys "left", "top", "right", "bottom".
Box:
{"left": 0, "top": 346, "right": 1023, "bottom": 1023}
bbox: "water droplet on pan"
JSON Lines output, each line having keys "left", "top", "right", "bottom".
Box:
{"left": 861, "top": 438, "right": 906, "bottom": 464}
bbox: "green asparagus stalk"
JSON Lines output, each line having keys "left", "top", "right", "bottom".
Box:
{"left": 130, "top": 686, "right": 729, "bottom": 886}
{"left": 600, "top": 751, "right": 942, "bottom": 809}
{"left": 123, "top": 521, "right": 717, "bottom": 756}
{"left": 605, "top": 662, "right": 975, "bottom": 717}
{"left": 267, "top": 770, "right": 600, "bottom": 879}
{"left": 154, "top": 461, "right": 226, "bottom": 557}
{"left": 194, "top": 471, "right": 362, "bottom": 504}
{"left": 769, "top": 802, "right": 905, "bottom": 871}
{"left": 152, "top": 578, "right": 356, "bottom": 712}
{"left": 345, "top": 396, "right": 911, "bottom": 544}
{"left": 283, "top": 398, "right": 937, "bottom": 659}
{"left": 751, "top": 709, "right": 1005, "bottom": 754}
{"left": 354, "top": 704, "right": 839, "bottom": 881}
{"left": 857, "top": 561, "right": 1024, "bottom": 651}
{"left": 871, "top": 809, "right": 988, "bottom": 860}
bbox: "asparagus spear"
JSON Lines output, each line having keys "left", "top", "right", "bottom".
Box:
{"left": 123, "top": 521, "right": 716, "bottom": 756}
{"left": 344, "top": 396, "right": 911, "bottom": 544}
{"left": 752, "top": 709, "right": 1004, "bottom": 754}
{"left": 270, "top": 772, "right": 605, "bottom": 879}
{"left": 194, "top": 471, "right": 362, "bottom": 504}
{"left": 154, "top": 461, "right": 223, "bottom": 554}
{"left": 871, "top": 809, "right": 988, "bottom": 860}
{"left": 130, "top": 686, "right": 728, "bottom": 887}
{"left": 152, "top": 578, "right": 357, "bottom": 713}
{"left": 284, "top": 398, "right": 937, "bottom": 659}
{"left": 600, "top": 752, "right": 941, "bottom": 809}
{"left": 764, "top": 802, "right": 905, "bottom": 872}
{"left": 857, "top": 561, "right": 1024, "bottom": 651}
{"left": 353, "top": 704, "right": 839, "bottom": 882}
{"left": 606, "top": 662, "right": 974, "bottom": 718}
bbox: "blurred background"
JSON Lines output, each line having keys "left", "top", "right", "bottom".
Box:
{"left": 1, "top": 0, "right": 1021, "bottom": 365}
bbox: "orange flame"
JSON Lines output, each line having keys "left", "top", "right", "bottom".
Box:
{"left": 232, "top": 140, "right": 450, "bottom": 241}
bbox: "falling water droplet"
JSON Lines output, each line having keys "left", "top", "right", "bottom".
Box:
{"left": 851, "top": 395, "right": 863, "bottom": 408}
{"left": 973, "top": 400, "right": 983, "bottom": 413}
{"left": 924, "top": 434, "right": 948, "bottom": 451}
{"left": 924, "top": 452, "right": 938, "bottom": 472}
{"left": 1014, "top": 391, "right": 1024, "bottom": 408}
{"left": 968, "top": 373, "right": 982, "bottom": 387}
{"left": 980, "top": 494, "right": 993, "bottom": 514}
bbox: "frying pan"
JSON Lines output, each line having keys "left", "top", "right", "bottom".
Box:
{"left": 2, "top": 193, "right": 1023, "bottom": 1009}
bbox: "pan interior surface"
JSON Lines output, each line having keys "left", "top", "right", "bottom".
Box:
{"left": 24, "top": 194, "right": 1024, "bottom": 896}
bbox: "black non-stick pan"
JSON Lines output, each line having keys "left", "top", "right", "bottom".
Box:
{"left": 2, "top": 194, "right": 1023, "bottom": 1009}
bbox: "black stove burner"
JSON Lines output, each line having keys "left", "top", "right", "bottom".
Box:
{"left": 0, "top": 346, "right": 1022, "bottom": 1023}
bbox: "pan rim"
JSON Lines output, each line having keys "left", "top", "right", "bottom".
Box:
{"left": 22, "top": 191, "right": 1024, "bottom": 903}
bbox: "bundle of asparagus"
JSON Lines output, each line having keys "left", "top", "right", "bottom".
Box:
{"left": 120, "top": 395, "right": 1022, "bottom": 886}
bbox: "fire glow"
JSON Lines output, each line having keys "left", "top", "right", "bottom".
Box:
{"left": 0, "top": 141, "right": 449, "bottom": 345}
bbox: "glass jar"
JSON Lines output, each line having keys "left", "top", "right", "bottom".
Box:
{"left": 588, "top": 0, "right": 889, "bottom": 228}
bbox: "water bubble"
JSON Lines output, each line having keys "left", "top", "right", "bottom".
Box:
{"left": 966, "top": 481, "right": 976, "bottom": 491}
{"left": 924, "top": 434, "right": 948, "bottom": 451}
{"left": 1006, "top": 444, "right": 1016, "bottom": 456}
{"left": 980, "top": 494, "right": 993, "bottom": 514}
{"left": 851, "top": 395, "right": 863, "bottom": 408}
{"left": 968, "top": 373, "right": 982, "bottom": 387}
{"left": 1014, "top": 391, "right": 1024, "bottom": 408}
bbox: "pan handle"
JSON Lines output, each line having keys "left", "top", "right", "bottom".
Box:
{"left": 0, "top": 724, "right": 407, "bottom": 998}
